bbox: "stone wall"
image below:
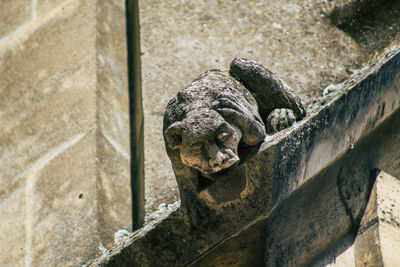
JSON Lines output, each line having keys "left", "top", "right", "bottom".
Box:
{"left": 0, "top": 1, "right": 131, "bottom": 266}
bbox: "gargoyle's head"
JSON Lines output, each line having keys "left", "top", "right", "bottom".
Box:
{"left": 164, "top": 109, "right": 242, "bottom": 177}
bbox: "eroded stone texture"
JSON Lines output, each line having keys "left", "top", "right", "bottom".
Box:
{"left": 0, "top": 1, "right": 130, "bottom": 266}
{"left": 86, "top": 44, "right": 400, "bottom": 267}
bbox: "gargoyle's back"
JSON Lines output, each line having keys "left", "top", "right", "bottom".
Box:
{"left": 163, "top": 70, "right": 258, "bottom": 131}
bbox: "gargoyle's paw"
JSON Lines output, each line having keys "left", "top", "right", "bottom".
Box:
{"left": 216, "top": 107, "right": 257, "bottom": 127}
{"left": 266, "top": 108, "right": 296, "bottom": 133}
{"left": 215, "top": 92, "right": 241, "bottom": 103}
{"left": 212, "top": 98, "right": 252, "bottom": 118}
{"left": 212, "top": 97, "right": 240, "bottom": 111}
{"left": 216, "top": 107, "right": 264, "bottom": 144}
{"left": 216, "top": 107, "right": 244, "bottom": 122}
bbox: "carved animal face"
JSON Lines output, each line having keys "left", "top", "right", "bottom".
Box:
{"left": 165, "top": 109, "right": 242, "bottom": 176}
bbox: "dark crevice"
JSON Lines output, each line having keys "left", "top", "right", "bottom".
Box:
{"left": 337, "top": 166, "right": 356, "bottom": 225}
{"left": 197, "top": 172, "right": 215, "bottom": 191}
{"left": 351, "top": 168, "right": 380, "bottom": 234}
{"left": 237, "top": 140, "right": 260, "bottom": 162}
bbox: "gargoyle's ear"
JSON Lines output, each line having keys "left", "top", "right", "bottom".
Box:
{"left": 165, "top": 121, "right": 183, "bottom": 150}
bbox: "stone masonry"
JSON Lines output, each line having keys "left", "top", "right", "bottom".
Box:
{"left": 0, "top": 1, "right": 131, "bottom": 266}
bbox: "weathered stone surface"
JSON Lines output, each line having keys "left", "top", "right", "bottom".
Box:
{"left": 140, "top": 0, "right": 400, "bottom": 217}
{"left": 0, "top": 1, "right": 130, "bottom": 266}
{"left": 95, "top": 0, "right": 131, "bottom": 242}
{"left": 186, "top": 103, "right": 400, "bottom": 266}
{"left": 138, "top": 0, "right": 368, "bottom": 217}
{"left": 86, "top": 42, "right": 400, "bottom": 267}
{"left": 329, "top": 0, "right": 400, "bottom": 55}
{"left": 270, "top": 45, "right": 400, "bottom": 206}
{"left": 188, "top": 216, "right": 267, "bottom": 267}
{"left": 265, "top": 85, "right": 400, "bottom": 265}
{"left": 264, "top": 158, "right": 375, "bottom": 267}
{"left": 86, "top": 141, "right": 275, "bottom": 266}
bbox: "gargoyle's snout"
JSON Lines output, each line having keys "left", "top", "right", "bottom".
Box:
{"left": 207, "top": 143, "right": 239, "bottom": 173}
{"left": 208, "top": 151, "right": 228, "bottom": 169}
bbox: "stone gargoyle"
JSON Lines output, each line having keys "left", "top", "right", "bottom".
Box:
{"left": 163, "top": 58, "right": 306, "bottom": 224}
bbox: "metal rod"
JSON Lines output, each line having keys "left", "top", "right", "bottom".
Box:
{"left": 126, "top": 0, "right": 144, "bottom": 230}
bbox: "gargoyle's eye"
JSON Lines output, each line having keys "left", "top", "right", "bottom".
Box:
{"left": 216, "top": 132, "right": 231, "bottom": 143}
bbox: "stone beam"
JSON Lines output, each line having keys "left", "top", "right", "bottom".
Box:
{"left": 264, "top": 118, "right": 399, "bottom": 267}
{"left": 86, "top": 44, "right": 400, "bottom": 266}
{"left": 192, "top": 108, "right": 400, "bottom": 266}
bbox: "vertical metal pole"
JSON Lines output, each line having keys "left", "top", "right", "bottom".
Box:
{"left": 126, "top": 0, "right": 144, "bottom": 230}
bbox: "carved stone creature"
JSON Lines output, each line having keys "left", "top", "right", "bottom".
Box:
{"left": 164, "top": 58, "right": 305, "bottom": 182}
{"left": 164, "top": 70, "right": 265, "bottom": 180}
{"left": 163, "top": 58, "right": 306, "bottom": 225}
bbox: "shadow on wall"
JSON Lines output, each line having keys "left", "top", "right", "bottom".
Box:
{"left": 330, "top": 0, "right": 400, "bottom": 54}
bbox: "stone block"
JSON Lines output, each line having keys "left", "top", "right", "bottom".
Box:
{"left": 354, "top": 171, "right": 400, "bottom": 267}
{"left": 311, "top": 171, "right": 400, "bottom": 267}
{"left": 0, "top": 0, "right": 130, "bottom": 266}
